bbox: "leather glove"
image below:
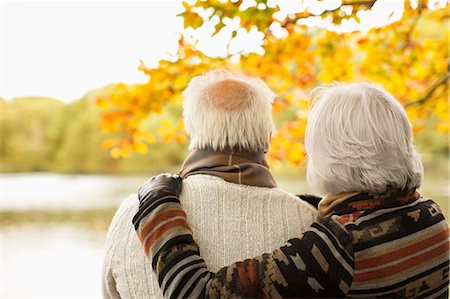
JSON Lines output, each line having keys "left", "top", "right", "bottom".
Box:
{"left": 133, "top": 173, "right": 182, "bottom": 230}
{"left": 138, "top": 173, "right": 182, "bottom": 206}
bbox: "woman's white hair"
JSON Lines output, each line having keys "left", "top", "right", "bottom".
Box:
{"left": 182, "top": 69, "right": 276, "bottom": 152}
{"left": 306, "top": 82, "right": 423, "bottom": 195}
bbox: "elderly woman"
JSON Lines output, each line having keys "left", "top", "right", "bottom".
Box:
{"left": 133, "top": 83, "right": 449, "bottom": 298}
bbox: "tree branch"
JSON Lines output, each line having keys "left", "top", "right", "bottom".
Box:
{"left": 278, "top": 0, "right": 377, "bottom": 29}
{"left": 341, "top": 0, "right": 377, "bottom": 6}
{"left": 405, "top": 74, "right": 449, "bottom": 107}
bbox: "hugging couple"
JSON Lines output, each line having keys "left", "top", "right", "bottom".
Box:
{"left": 103, "top": 69, "right": 449, "bottom": 299}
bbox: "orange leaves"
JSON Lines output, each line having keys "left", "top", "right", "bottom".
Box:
{"left": 99, "top": 129, "right": 155, "bottom": 159}
{"left": 268, "top": 117, "right": 308, "bottom": 166}
{"left": 95, "top": 80, "right": 166, "bottom": 159}
{"left": 96, "top": 1, "right": 448, "bottom": 164}
{"left": 100, "top": 139, "right": 116, "bottom": 151}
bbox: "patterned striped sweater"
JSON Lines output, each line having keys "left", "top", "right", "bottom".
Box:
{"left": 133, "top": 180, "right": 450, "bottom": 298}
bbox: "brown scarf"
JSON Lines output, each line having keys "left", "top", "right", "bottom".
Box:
{"left": 318, "top": 192, "right": 360, "bottom": 216}
{"left": 179, "top": 149, "right": 277, "bottom": 188}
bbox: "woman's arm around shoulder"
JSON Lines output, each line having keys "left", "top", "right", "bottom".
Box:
{"left": 133, "top": 174, "right": 354, "bottom": 298}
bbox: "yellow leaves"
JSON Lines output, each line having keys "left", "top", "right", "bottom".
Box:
{"left": 268, "top": 118, "right": 307, "bottom": 165}
{"left": 434, "top": 98, "right": 449, "bottom": 134}
{"left": 100, "top": 139, "right": 116, "bottom": 151}
{"left": 434, "top": 98, "right": 448, "bottom": 116}
{"left": 355, "top": 6, "right": 448, "bottom": 142}
{"left": 95, "top": 97, "right": 108, "bottom": 109}
{"left": 317, "top": 31, "right": 355, "bottom": 83}
{"left": 111, "top": 147, "right": 129, "bottom": 159}
{"left": 157, "top": 119, "right": 187, "bottom": 144}
{"left": 179, "top": 4, "right": 204, "bottom": 29}
{"left": 100, "top": 130, "right": 154, "bottom": 159}
{"left": 287, "top": 143, "right": 305, "bottom": 165}
{"left": 406, "top": 105, "right": 421, "bottom": 122}
{"left": 138, "top": 59, "right": 152, "bottom": 77}
{"left": 95, "top": 70, "right": 182, "bottom": 158}
{"left": 131, "top": 141, "right": 148, "bottom": 154}
{"left": 437, "top": 122, "right": 448, "bottom": 134}
{"left": 140, "top": 131, "right": 156, "bottom": 144}
{"left": 95, "top": 1, "right": 448, "bottom": 165}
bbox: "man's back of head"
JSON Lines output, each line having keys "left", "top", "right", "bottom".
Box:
{"left": 182, "top": 69, "right": 275, "bottom": 153}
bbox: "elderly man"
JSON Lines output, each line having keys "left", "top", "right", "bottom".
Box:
{"left": 102, "top": 69, "right": 317, "bottom": 298}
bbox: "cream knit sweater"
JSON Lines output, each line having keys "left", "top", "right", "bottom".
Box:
{"left": 102, "top": 175, "right": 318, "bottom": 299}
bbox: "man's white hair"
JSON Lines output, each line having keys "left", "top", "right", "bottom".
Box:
{"left": 182, "top": 69, "right": 276, "bottom": 152}
{"left": 305, "top": 82, "right": 424, "bottom": 195}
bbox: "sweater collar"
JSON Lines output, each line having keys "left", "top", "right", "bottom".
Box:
{"left": 320, "top": 189, "right": 420, "bottom": 216}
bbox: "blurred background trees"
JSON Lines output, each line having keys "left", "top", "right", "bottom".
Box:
{"left": 0, "top": 95, "right": 187, "bottom": 173}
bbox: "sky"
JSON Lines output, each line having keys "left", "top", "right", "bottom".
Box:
{"left": 1, "top": 1, "right": 185, "bottom": 102}
{"left": 1, "top": 0, "right": 446, "bottom": 102}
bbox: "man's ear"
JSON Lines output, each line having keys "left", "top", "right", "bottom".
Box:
{"left": 264, "top": 132, "right": 272, "bottom": 154}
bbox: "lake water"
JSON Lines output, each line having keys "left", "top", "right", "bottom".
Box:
{"left": 1, "top": 173, "right": 448, "bottom": 298}
{"left": 2, "top": 226, "right": 105, "bottom": 298}
{"left": 1, "top": 173, "right": 151, "bottom": 298}
{"left": 1, "top": 173, "right": 147, "bottom": 210}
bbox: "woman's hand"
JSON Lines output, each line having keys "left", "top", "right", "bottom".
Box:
{"left": 137, "top": 173, "right": 182, "bottom": 206}
{"left": 132, "top": 173, "right": 182, "bottom": 230}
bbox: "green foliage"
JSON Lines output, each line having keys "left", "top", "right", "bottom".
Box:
{"left": 1, "top": 97, "right": 66, "bottom": 172}
{"left": 0, "top": 90, "right": 188, "bottom": 174}
{"left": 54, "top": 94, "right": 119, "bottom": 173}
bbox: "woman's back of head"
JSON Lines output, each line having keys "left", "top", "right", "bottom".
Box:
{"left": 306, "top": 82, "right": 423, "bottom": 195}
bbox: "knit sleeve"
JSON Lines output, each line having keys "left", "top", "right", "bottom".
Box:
{"left": 133, "top": 189, "right": 354, "bottom": 299}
